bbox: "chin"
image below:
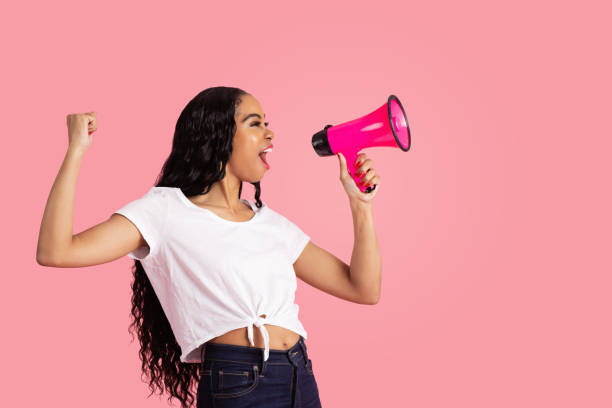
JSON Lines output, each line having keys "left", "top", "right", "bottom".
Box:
{"left": 246, "top": 173, "right": 265, "bottom": 184}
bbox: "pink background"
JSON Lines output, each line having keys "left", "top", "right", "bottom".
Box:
{"left": 3, "top": 0, "right": 610, "bottom": 406}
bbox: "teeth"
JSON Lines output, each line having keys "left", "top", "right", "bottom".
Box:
{"left": 262, "top": 147, "right": 272, "bottom": 153}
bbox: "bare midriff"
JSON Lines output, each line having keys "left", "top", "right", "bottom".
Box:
{"left": 205, "top": 314, "right": 301, "bottom": 351}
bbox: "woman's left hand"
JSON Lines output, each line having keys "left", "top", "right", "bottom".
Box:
{"left": 337, "top": 152, "right": 380, "bottom": 203}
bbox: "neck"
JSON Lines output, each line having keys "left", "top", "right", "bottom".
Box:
{"left": 195, "top": 171, "right": 244, "bottom": 211}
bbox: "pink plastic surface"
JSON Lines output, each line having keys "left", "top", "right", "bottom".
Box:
{"left": 328, "top": 95, "right": 410, "bottom": 193}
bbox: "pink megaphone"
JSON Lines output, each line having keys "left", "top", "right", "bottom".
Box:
{"left": 311, "top": 94, "right": 411, "bottom": 193}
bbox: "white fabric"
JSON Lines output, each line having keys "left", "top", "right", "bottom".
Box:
{"left": 113, "top": 186, "right": 310, "bottom": 362}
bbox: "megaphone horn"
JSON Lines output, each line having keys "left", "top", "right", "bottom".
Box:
{"left": 311, "top": 94, "right": 411, "bottom": 193}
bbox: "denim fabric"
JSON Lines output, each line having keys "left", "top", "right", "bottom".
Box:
{"left": 197, "top": 335, "right": 322, "bottom": 408}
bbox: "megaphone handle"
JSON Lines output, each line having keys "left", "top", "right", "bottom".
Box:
{"left": 345, "top": 150, "right": 376, "bottom": 194}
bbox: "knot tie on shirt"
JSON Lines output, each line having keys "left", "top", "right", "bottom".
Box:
{"left": 247, "top": 314, "right": 270, "bottom": 361}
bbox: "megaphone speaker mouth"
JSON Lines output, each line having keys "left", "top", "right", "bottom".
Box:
{"left": 387, "top": 94, "right": 411, "bottom": 152}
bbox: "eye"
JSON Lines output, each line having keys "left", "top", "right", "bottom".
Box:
{"left": 251, "top": 121, "right": 270, "bottom": 128}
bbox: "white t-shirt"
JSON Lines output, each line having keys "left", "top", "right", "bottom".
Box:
{"left": 113, "top": 186, "right": 310, "bottom": 363}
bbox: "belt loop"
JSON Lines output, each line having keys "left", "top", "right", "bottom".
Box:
{"left": 298, "top": 336, "right": 309, "bottom": 365}
{"left": 260, "top": 348, "right": 268, "bottom": 376}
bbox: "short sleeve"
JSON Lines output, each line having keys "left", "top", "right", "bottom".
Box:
{"left": 113, "top": 187, "right": 168, "bottom": 261}
{"left": 284, "top": 217, "right": 310, "bottom": 264}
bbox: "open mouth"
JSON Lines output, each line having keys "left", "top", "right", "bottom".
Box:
{"left": 258, "top": 146, "right": 272, "bottom": 169}
{"left": 259, "top": 152, "right": 270, "bottom": 169}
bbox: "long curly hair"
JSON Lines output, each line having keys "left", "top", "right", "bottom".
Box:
{"left": 127, "top": 86, "right": 262, "bottom": 408}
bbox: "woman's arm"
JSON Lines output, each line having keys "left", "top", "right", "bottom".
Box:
{"left": 36, "top": 146, "right": 85, "bottom": 265}
{"left": 292, "top": 199, "right": 381, "bottom": 305}
{"left": 347, "top": 200, "right": 381, "bottom": 303}
{"left": 293, "top": 152, "right": 382, "bottom": 304}
{"left": 36, "top": 113, "right": 145, "bottom": 267}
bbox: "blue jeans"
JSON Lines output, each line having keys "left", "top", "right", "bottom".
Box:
{"left": 197, "top": 335, "right": 322, "bottom": 408}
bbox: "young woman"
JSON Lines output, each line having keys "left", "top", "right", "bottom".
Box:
{"left": 36, "top": 86, "right": 382, "bottom": 408}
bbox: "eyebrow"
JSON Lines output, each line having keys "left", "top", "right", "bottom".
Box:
{"left": 241, "top": 113, "right": 266, "bottom": 123}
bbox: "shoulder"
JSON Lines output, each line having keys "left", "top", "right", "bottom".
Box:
{"left": 118, "top": 186, "right": 174, "bottom": 215}
{"left": 263, "top": 205, "right": 304, "bottom": 231}
{"left": 142, "top": 186, "right": 177, "bottom": 203}
{"left": 149, "top": 186, "right": 175, "bottom": 196}
{"left": 259, "top": 203, "right": 286, "bottom": 221}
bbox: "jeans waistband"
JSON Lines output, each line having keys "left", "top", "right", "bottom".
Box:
{"left": 201, "top": 335, "right": 309, "bottom": 366}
